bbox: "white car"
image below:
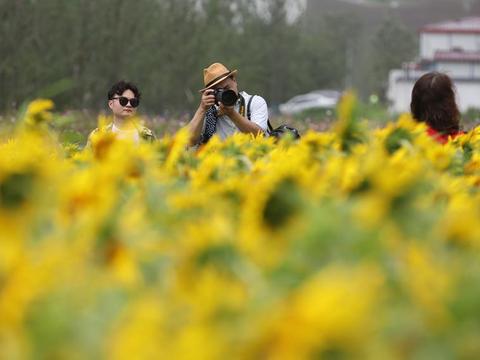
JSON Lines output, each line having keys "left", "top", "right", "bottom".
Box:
{"left": 279, "top": 90, "right": 342, "bottom": 115}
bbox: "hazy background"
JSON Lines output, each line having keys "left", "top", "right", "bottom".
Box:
{"left": 1, "top": 0, "right": 480, "bottom": 116}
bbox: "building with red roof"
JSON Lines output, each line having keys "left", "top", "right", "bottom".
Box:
{"left": 388, "top": 17, "right": 480, "bottom": 113}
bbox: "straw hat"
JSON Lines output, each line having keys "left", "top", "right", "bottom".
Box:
{"left": 200, "top": 63, "right": 237, "bottom": 92}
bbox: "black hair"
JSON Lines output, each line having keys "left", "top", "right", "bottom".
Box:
{"left": 108, "top": 81, "right": 141, "bottom": 100}
{"left": 410, "top": 72, "right": 460, "bottom": 134}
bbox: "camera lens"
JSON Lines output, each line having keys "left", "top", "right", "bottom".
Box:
{"left": 221, "top": 90, "right": 238, "bottom": 106}
{"left": 215, "top": 89, "right": 238, "bottom": 106}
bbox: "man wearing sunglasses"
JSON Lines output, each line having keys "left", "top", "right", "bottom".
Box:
{"left": 188, "top": 62, "right": 269, "bottom": 146}
{"left": 87, "top": 81, "right": 155, "bottom": 146}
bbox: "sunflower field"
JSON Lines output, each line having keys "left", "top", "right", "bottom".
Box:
{"left": 2, "top": 95, "right": 480, "bottom": 359}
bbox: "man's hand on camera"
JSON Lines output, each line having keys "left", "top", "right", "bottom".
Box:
{"left": 218, "top": 102, "right": 235, "bottom": 117}
{"left": 200, "top": 90, "right": 215, "bottom": 111}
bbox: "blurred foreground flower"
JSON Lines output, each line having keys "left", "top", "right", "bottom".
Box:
{"left": 0, "top": 98, "right": 480, "bottom": 358}
{"left": 23, "top": 99, "right": 54, "bottom": 127}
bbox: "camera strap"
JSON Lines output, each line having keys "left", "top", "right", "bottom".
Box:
{"left": 246, "top": 94, "right": 274, "bottom": 132}
{"left": 238, "top": 94, "right": 246, "bottom": 117}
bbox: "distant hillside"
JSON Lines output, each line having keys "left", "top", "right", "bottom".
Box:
{"left": 306, "top": 0, "right": 480, "bottom": 31}
{"left": 300, "top": 0, "right": 480, "bottom": 99}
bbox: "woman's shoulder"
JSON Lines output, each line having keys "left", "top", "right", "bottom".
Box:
{"left": 427, "top": 126, "right": 465, "bottom": 144}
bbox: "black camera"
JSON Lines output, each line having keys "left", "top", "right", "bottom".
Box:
{"left": 270, "top": 125, "right": 301, "bottom": 140}
{"left": 213, "top": 88, "right": 238, "bottom": 106}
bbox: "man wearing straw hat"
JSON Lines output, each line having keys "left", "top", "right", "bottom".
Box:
{"left": 188, "top": 62, "right": 269, "bottom": 145}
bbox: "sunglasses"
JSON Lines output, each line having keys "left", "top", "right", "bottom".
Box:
{"left": 113, "top": 96, "right": 139, "bottom": 108}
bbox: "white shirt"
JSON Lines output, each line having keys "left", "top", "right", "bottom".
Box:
{"left": 206, "top": 91, "right": 269, "bottom": 140}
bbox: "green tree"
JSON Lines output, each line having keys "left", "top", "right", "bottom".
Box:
{"left": 369, "top": 16, "right": 417, "bottom": 101}
{"left": 0, "top": 0, "right": 368, "bottom": 114}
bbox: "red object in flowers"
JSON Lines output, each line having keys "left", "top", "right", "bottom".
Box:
{"left": 426, "top": 126, "right": 465, "bottom": 144}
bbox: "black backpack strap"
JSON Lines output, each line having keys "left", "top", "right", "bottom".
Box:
{"left": 247, "top": 95, "right": 273, "bottom": 132}
{"left": 247, "top": 95, "right": 255, "bottom": 121}
{"left": 267, "top": 119, "right": 274, "bottom": 132}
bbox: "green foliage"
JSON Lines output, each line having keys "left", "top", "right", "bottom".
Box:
{"left": 263, "top": 178, "right": 303, "bottom": 230}
{"left": 384, "top": 127, "right": 412, "bottom": 154}
{"left": 463, "top": 108, "right": 480, "bottom": 129}
{"left": 0, "top": 171, "right": 36, "bottom": 209}
{"left": 0, "top": 0, "right": 386, "bottom": 114}
{"left": 369, "top": 16, "right": 417, "bottom": 100}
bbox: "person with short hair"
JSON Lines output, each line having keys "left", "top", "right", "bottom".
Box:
{"left": 87, "top": 81, "right": 155, "bottom": 146}
{"left": 188, "top": 62, "right": 269, "bottom": 146}
{"left": 411, "top": 72, "right": 464, "bottom": 144}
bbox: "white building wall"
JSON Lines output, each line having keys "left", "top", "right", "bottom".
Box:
{"left": 420, "top": 33, "right": 480, "bottom": 59}
{"left": 387, "top": 78, "right": 416, "bottom": 114}
{"left": 435, "top": 62, "right": 473, "bottom": 78}
{"left": 456, "top": 82, "right": 480, "bottom": 111}
{"left": 451, "top": 34, "right": 479, "bottom": 51}
{"left": 474, "top": 64, "right": 480, "bottom": 77}
{"left": 420, "top": 33, "right": 450, "bottom": 59}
